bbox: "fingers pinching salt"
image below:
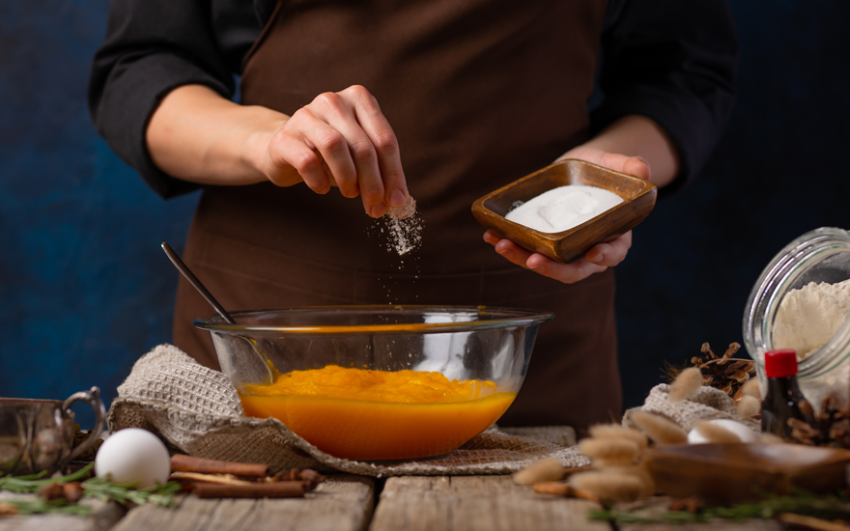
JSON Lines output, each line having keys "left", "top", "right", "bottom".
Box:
{"left": 386, "top": 194, "right": 416, "bottom": 219}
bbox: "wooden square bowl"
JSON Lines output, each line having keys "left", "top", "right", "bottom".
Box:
{"left": 471, "top": 159, "right": 657, "bottom": 263}
{"left": 644, "top": 443, "right": 850, "bottom": 505}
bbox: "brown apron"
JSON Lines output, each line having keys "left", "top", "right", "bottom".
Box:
{"left": 173, "top": 0, "right": 619, "bottom": 430}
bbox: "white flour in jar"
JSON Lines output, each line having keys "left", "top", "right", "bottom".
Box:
{"left": 505, "top": 185, "right": 624, "bottom": 233}
{"left": 773, "top": 278, "right": 850, "bottom": 359}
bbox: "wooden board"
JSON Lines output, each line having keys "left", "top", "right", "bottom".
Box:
{"left": 369, "top": 475, "right": 610, "bottom": 531}
{"left": 620, "top": 521, "right": 783, "bottom": 531}
{"left": 110, "top": 475, "right": 374, "bottom": 531}
{"left": 0, "top": 475, "right": 789, "bottom": 531}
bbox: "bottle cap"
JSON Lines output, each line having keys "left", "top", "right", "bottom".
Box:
{"left": 764, "top": 349, "right": 798, "bottom": 378}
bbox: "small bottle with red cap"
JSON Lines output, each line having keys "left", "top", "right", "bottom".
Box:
{"left": 761, "top": 349, "right": 812, "bottom": 438}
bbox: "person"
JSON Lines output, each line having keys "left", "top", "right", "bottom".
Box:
{"left": 88, "top": 0, "right": 737, "bottom": 430}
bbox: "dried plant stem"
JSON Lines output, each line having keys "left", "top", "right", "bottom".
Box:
{"left": 602, "top": 465, "right": 656, "bottom": 498}
{"left": 669, "top": 367, "right": 703, "bottom": 402}
{"left": 588, "top": 424, "right": 648, "bottom": 450}
{"left": 562, "top": 465, "right": 594, "bottom": 479}
{"left": 629, "top": 410, "right": 688, "bottom": 445}
{"left": 513, "top": 458, "right": 564, "bottom": 485}
{"left": 578, "top": 439, "right": 640, "bottom": 466}
{"left": 737, "top": 395, "right": 761, "bottom": 418}
{"left": 741, "top": 378, "right": 761, "bottom": 398}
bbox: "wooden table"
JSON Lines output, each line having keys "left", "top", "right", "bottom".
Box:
{"left": 0, "top": 474, "right": 786, "bottom": 531}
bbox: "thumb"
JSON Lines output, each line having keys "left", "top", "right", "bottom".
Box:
{"left": 623, "top": 156, "right": 651, "bottom": 181}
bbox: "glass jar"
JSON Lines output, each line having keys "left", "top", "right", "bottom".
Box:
{"left": 743, "top": 227, "right": 850, "bottom": 411}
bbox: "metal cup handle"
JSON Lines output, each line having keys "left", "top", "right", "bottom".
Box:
{"left": 61, "top": 386, "right": 107, "bottom": 464}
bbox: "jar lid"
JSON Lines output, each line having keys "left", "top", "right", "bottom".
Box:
{"left": 765, "top": 349, "right": 798, "bottom": 378}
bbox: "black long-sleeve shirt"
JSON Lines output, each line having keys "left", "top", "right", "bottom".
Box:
{"left": 88, "top": 0, "right": 738, "bottom": 199}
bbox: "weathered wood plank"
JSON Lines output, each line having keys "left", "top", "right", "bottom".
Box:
{"left": 369, "top": 475, "right": 611, "bottom": 531}
{"left": 616, "top": 497, "right": 784, "bottom": 531}
{"left": 620, "top": 521, "right": 783, "bottom": 531}
{"left": 110, "top": 475, "right": 374, "bottom": 531}
{"left": 0, "top": 492, "right": 126, "bottom": 531}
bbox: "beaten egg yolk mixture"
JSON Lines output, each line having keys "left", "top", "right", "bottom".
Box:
{"left": 240, "top": 365, "right": 516, "bottom": 460}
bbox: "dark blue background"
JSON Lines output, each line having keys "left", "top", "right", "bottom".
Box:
{"left": 2, "top": 0, "right": 849, "bottom": 426}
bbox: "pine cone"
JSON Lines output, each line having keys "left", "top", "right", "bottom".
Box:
{"left": 786, "top": 396, "right": 850, "bottom": 448}
{"left": 690, "top": 342, "right": 756, "bottom": 399}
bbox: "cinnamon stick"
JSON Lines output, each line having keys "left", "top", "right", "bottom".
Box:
{"left": 171, "top": 454, "right": 270, "bottom": 477}
{"left": 192, "top": 481, "right": 305, "bottom": 499}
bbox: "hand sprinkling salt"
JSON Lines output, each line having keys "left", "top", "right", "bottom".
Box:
{"left": 386, "top": 194, "right": 416, "bottom": 219}
{"left": 382, "top": 195, "right": 423, "bottom": 255}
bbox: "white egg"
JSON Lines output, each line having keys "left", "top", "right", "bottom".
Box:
{"left": 687, "top": 418, "right": 759, "bottom": 444}
{"left": 95, "top": 428, "right": 171, "bottom": 488}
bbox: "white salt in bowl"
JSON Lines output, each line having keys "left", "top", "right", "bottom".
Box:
{"left": 471, "top": 159, "right": 657, "bottom": 263}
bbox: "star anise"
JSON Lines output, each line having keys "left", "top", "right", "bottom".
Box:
{"left": 270, "top": 468, "right": 326, "bottom": 491}
{"left": 688, "top": 342, "right": 756, "bottom": 398}
{"left": 669, "top": 496, "right": 702, "bottom": 514}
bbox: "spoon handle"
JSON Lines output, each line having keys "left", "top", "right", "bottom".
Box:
{"left": 161, "top": 242, "right": 236, "bottom": 325}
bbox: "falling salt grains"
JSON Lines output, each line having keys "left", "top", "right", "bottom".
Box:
{"left": 382, "top": 195, "right": 423, "bottom": 256}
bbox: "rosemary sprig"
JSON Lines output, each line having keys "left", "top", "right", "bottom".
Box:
{"left": 0, "top": 463, "right": 95, "bottom": 493}
{"left": 3, "top": 498, "right": 93, "bottom": 516}
{"left": 82, "top": 477, "right": 181, "bottom": 508}
{"left": 0, "top": 462, "right": 181, "bottom": 515}
{"left": 589, "top": 490, "right": 850, "bottom": 524}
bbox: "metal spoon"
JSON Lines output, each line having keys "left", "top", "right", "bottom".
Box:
{"left": 161, "top": 242, "right": 274, "bottom": 384}
{"left": 161, "top": 242, "right": 236, "bottom": 324}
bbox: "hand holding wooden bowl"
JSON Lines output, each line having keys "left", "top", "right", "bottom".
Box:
{"left": 472, "top": 159, "right": 657, "bottom": 264}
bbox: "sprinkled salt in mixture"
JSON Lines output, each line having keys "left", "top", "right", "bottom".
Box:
{"left": 382, "top": 195, "right": 423, "bottom": 256}
{"left": 505, "top": 185, "right": 624, "bottom": 233}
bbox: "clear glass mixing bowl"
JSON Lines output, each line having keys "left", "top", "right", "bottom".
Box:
{"left": 195, "top": 305, "right": 554, "bottom": 460}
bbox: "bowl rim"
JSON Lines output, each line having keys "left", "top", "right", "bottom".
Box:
{"left": 193, "top": 305, "right": 555, "bottom": 336}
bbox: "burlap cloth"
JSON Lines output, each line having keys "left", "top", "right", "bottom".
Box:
{"left": 624, "top": 383, "right": 760, "bottom": 433}
{"left": 107, "top": 345, "right": 588, "bottom": 476}
{"left": 109, "top": 345, "right": 758, "bottom": 477}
